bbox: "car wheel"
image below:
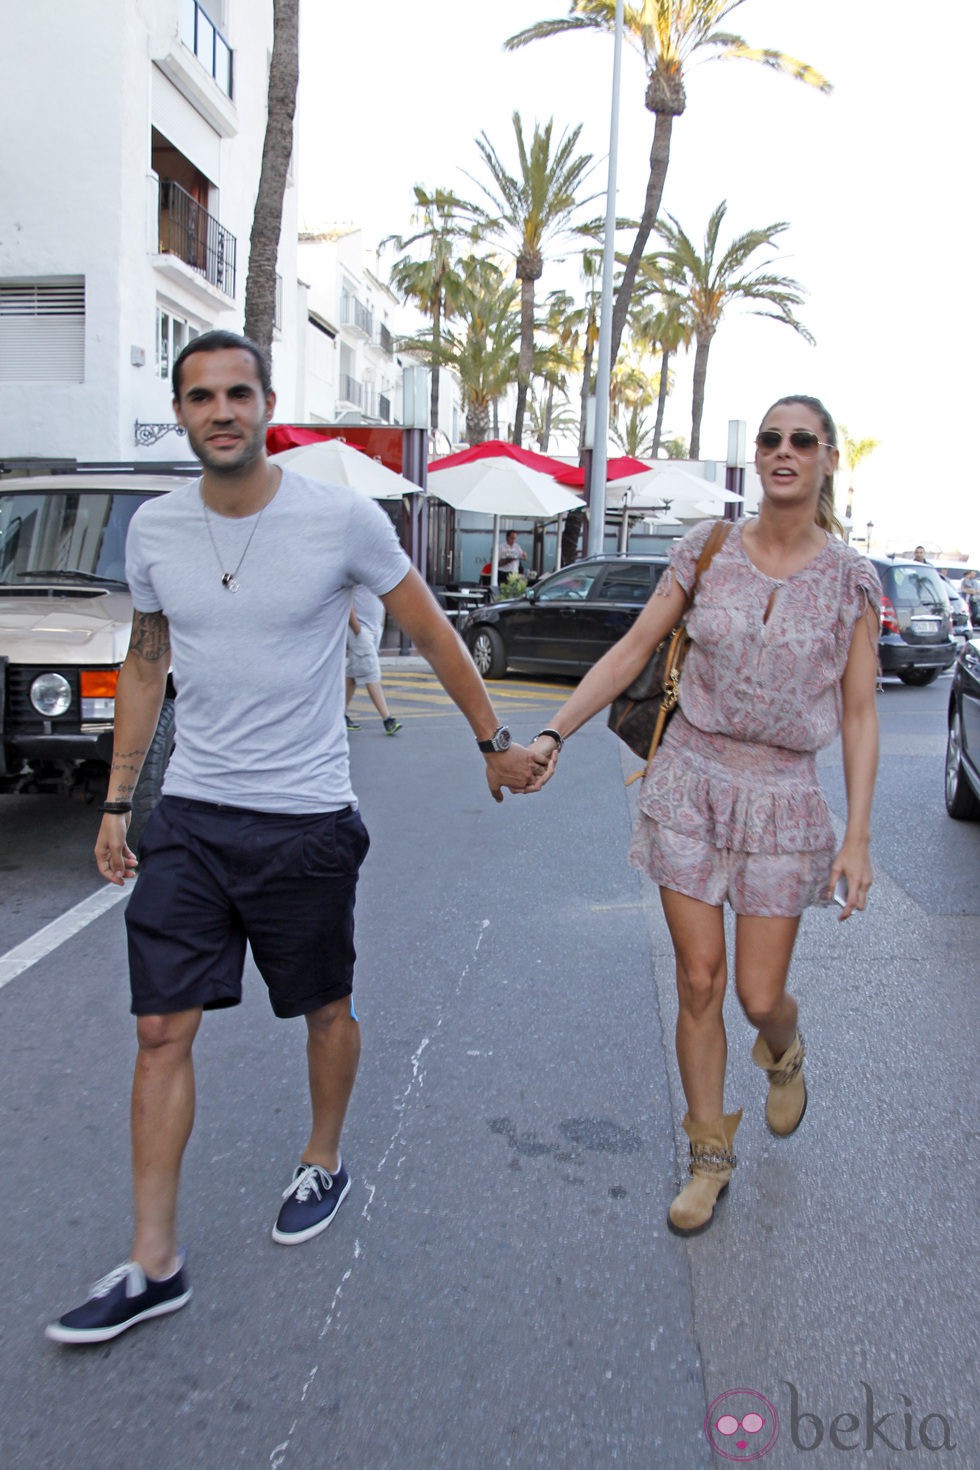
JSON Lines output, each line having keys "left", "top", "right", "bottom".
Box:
{"left": 945, "top": 706, "right": 980, "bottom": 820}
{"left": 898, "top": 668, "right": 941, "bottom": 686}
{"left": 470, "top": 627, "right": 506, "bottom": 680}
{"left": 129, "top": 697, "right": 176, "bottom": 850}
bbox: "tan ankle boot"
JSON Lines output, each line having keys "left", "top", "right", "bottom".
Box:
{"left": 667, "top": 1111, "right": 742, "bottom": 1236}
{"left": 752, "top": 1029, "right": 807, "bottom": 1135}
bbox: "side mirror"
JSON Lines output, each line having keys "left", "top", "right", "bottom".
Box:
{"left": 525, "top": 585, "right": 537, "bottom": 603}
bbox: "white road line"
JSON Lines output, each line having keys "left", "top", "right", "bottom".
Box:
{"left": 0, "top": 884, "right": 130, "bottom": 993}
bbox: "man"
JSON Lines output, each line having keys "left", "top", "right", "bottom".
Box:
{"left": 345, "top": 584, "right": 400, "bottom": 734}
{"left": 46, "top": 331, "right": 549, "bottom": 1345}
{"left": 912, "top": 545, "right": 928, "bottom": 563}
{"left": 497, "top": 529, "right": 526, "bottom": 578}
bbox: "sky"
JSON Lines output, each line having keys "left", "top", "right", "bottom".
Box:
{"left": 295, "top": 0, "right": 979, "bottom": 562}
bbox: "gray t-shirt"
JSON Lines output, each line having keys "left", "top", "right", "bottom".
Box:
{"left": 126, "top": 470, "right": 410, "bottom": 813}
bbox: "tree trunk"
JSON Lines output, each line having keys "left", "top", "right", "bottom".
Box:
{"left": 512, "top": 274, "right": 536, "bottom": 445}
{"left": 430, "top": 292, "right": 442, "bottom": 433}
{"left": 578, "top": 331, "right": 595, "bottom": 456}
{"left": 540, "top": 380, "right": 555, "bottom": 452}
{"left": 689, "top": 334, "right": 712, "bottom": 461}
{"left": 609, "top": 111, "right": 674, "bottom": 370}
{"left": 243, "top": 0, "right": 299, "bottom": 362}
{"left": 561, "top": 509, "right": 584, "bottom": 565}
{"left": 467, "top": 401, "right": 490, "bottom": 445}
{"left": 652, "top": 346, "right": 671, "bottom": 456}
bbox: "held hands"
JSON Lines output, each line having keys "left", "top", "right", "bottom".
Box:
{"left": 94, "top": 813, "right": 140, "bottom": 886}
{"left": 484, "top": 738, "right": 558, "bottom": 803}
{"left": 827, "top": 838, "right": 873, "bottom": 921}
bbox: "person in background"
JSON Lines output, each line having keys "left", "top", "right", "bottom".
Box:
{"left": 497, "top": 529, "right": 526, "bottom": 578}
{"left": 345, "top": 584, "right": 401, "bottom": 735}
{"left": 912, "top": 545, "right": 928, "bottom": 563}
{"left": 528, "top": 394, "right": 880, "bottom": 1239}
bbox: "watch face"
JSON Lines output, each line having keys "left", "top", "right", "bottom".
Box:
{"left": 494, "top": 727, "right": 512, "bottom": 752}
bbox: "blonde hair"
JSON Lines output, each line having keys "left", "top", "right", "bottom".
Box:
{"left": 763, "top": 395, "right": 844, "bottom": 538}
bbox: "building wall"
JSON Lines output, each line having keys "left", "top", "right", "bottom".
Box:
{"left": 0, "top": 0, "right": 300, "bottom": 466}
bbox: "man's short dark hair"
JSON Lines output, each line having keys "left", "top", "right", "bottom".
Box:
{"left": 172, "top": 330, "right": 272, "bottom": 401}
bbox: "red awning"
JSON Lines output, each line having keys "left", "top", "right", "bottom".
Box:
{"left": 553, "top": 455, "right": 652, "bottom": 487}
{"left": 429, "top": 439, "right": 571, "bottom": 478}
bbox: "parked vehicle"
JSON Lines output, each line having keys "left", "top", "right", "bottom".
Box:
{"left": 945, "top": 637, "right": 980, "bottom": 819}
{"left": 871, "top": 556, "right": 957, "bottom": 686}
{"left": 0, "top": 474, "right": 181, "bottom": 839}
{"left": 940, "top": 576, "right": 972, "bottom": 639}
{"left": 460, "top": 554, "right": 669, "bottom": 679}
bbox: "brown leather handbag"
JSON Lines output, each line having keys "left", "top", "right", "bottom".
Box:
{"left": 607, "top": 521, "right": 731, "bottom": 772}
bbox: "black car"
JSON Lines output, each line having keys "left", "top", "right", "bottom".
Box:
{"left": 460, "top": 555, "right": 669, "bottom": 679}
{"left": 872, "top": 557, "right": 957, "bottom": 686}
{"left": 945, "top": 637, "right": 980, "bottom": 819}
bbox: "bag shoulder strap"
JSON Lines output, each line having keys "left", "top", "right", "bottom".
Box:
{"left": 684, "top": 519, "right": 732, "bottom": 608}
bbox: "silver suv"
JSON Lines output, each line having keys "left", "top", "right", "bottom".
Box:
{"left": 0, "top": 474, "right": 183, "bottom": 837}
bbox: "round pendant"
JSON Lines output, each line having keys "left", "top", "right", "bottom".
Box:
{"left": 222, "top": 574, "right": 240, "bottom": 593}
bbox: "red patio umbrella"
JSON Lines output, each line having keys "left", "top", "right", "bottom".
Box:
{"left": 430, "top": 439, "right": 570, "bottom": 478}
{"left": 553, "top": 455, "right": 651, "bottom": 487}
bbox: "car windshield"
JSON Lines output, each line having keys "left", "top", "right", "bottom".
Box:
{"left": 0, "top": 490, "right": 156, "bottom": 587}
{"left": 888, "top": 566, "right": 946, "bottom": 610}
{"left": 535, "top": 567, "right": 601, "bottom": 602}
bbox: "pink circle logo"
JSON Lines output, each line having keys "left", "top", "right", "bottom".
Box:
{"left": 704, "top": 1389, "right": 779, "bottom": 1461}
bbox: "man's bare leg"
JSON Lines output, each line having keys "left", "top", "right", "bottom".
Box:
{"left": 130, "top": 1007, "right": 202, "bottom": 1278}
{"left": 300, "top": 997, "right": 360, "bottom": 1173}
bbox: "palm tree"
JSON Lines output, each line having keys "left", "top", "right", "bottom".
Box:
{"left": 506, "top": 2, "right": 830, "bottom": 369}
{"left": 385, "top": 187, "right": 475, "bottom": 432}
{"left": 629, "top": 285, "right": 693, "bottom": 455}
{"left": 839, "top": 425, "right": 880, "bottom": 522}
{"left": 467, "top": 113, "right": 596, "bottom": 444}
{"left": 244, "top": 0, "right": 299, "bottom": 359}
{"left": 653, "top": 202, "right": 813, "bottom": 457}
{"left": 533, "top": 288, "right": 581, "bottom": 451}
{"left": 429, "top": 258, "right": 521, "bottom": 445}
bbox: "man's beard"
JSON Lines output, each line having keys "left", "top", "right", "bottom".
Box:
{"left": 189, "top": 421, "right": 266, "bottom": 475}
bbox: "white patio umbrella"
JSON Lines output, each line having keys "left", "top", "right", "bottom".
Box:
{"left": 428, "top": 458, "right": 582, "bottom": 586}
{"left": 269, "top": 438, "right": 411, "bottom": 499}
{"left": 620, "top": 465, "right": 743, "bottom": 515}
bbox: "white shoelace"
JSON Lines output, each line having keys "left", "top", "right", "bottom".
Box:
{"left": 88, "top": 1262, "right": 141, "bottom": 1298}
{"left": 282, "top": 1163, "right": 335, "bottom": 1203}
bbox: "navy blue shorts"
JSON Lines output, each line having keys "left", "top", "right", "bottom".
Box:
{"left": 125, "top": 796, "right": 370, "bottom": 1019}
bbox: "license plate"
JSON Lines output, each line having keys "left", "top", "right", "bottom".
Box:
{"left": 911, "top": 617, "right": 940, "bottom": 632}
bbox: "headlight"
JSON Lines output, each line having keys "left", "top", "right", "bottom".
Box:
{"left": 30, "top": 672, "right": 72, "bottom": 717}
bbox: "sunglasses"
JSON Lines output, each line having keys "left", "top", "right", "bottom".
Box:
{"left": 755, "top": 429, "right": 835, "bottom": 455}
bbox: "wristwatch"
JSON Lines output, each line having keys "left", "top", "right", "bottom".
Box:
{"left": 476, "top": 724, "right": 512, "bottom": 754}
{"left": 532, "top": 727, "right": 565, "bottom": 753}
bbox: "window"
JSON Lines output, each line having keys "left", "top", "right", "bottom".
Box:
{"left": 156, "top": 307, "right": 202, "bottom": 380}
{"left": 594, "top": 565, "right": 657, "bottom": 602}
{"left": 0, "top": 278, "right": 85, "bottom": 382}
{"left": 536, "top": 567, "right": 601, "bottom": 602}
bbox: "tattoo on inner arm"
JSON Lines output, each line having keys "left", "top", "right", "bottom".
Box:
{"left": 129, "top": 611, "right": 171, "bottom": 662}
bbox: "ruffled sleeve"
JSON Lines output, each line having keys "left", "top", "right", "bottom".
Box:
{"left": 835, "top": 548, "right": 882, "bottom": 676}
{"left": 656, "top": 519, "right": 717, "bottom": 598}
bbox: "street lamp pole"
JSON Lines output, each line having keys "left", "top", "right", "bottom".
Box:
{"left": 586, "top": 0, "right": 624, "bottom": 558}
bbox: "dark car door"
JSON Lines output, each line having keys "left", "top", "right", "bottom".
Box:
{"left": 506, "top": 564, "right": 605, "bottom": 672}
{"left": 960, "top": 639, "right": 980, "bottom": 778}
{"left": 581, "top": 563, "right": 663, "bottom": 670}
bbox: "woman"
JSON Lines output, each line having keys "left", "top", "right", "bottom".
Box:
{"left": 529, "top": 396, "right": 880, "bottom": 1235}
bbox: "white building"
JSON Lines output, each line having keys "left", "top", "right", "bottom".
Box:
{"left": 0, "top": 0, "right": 301, "bottom": 467}
{"left": 294, "top": 226, "right": 462, "bottom": 450}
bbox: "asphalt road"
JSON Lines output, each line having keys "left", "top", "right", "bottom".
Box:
{"left": 0, "top": 668, "right": 976, "bottom": 1470}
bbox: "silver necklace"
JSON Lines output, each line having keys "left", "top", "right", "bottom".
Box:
{"left": 201, "top": 481, "right": 274, "bottom": 592}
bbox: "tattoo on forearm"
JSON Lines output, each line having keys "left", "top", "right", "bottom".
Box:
{"left": 110, "top": 749, "right": 148, "bottom": 798}
{"left": 129, "top": 611, "right": 171, "bottom": 662}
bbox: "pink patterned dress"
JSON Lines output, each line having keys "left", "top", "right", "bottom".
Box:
{"left": 628, "top": 520, "right": 880, "bottom": 916}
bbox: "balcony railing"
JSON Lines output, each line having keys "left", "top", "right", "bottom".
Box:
{"left": 180, "top": 0, "right": 233, "bottom": 97}
{"left": 341, "top": 293, "right": 374, "bottom": 338}
{"left": 338, "top": 373, "right": 363, "bottom": 408}
{"left": 378, "top": 323, "right": 394, "bottom": 357}
{"left": 159, "top": 180, "right": 237, "bottom": 297}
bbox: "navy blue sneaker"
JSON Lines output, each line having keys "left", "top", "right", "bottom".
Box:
{"left": 345, "top": 714, "right": 360, "bottom": 730}
{"left": 45, "top": 1253, "right": 191, "bottom": 1344}
{"left": 272, "top": 1161, "right": 351, "bottom": 1245}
